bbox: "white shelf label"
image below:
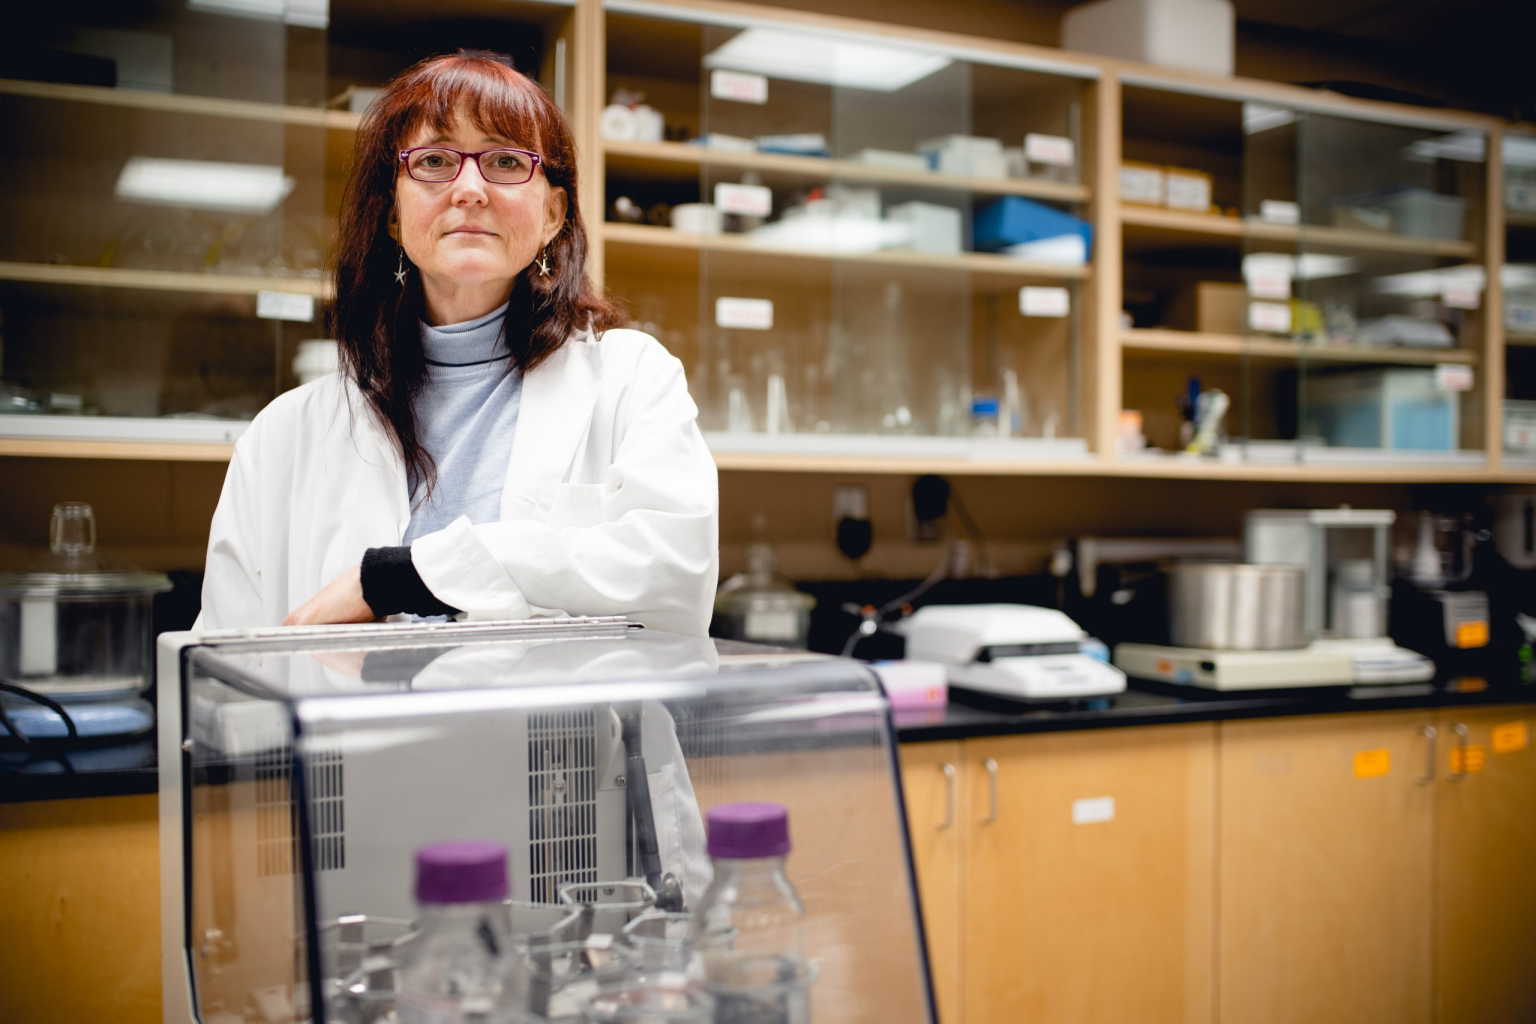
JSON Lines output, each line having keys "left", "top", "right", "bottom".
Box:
{"left": 1259, "top": 200, "right": 1300, "bottom": 225}
{"left": 1248, "top": 300, "right": 1292, "bottom": 334}
{"left": 1442, "top": 284, "right": 1481, "bottom": 310}
{"left": 714, "top": 181, "right": 772, "bottom": 217}
{"left": 1435, "top": 363, "right": 1474, "bottom": 392}
{"left": 1025, "top": 133, "right": 1075, "bottom": 167}
{"left": 715, "top": 296, "right": 774, "bottom": 330}
{"left": 1247, "top": 271, "right": 1291, "bottom": 301}
{"left": 711, "top": 69, "right": 768, "bottom": 105}
{"left": 1072, "top": 796, "right": 1115, "bottom": 825}
{"left": 1020, "top": 286, "right": 1070, "bottom": 317}
{"left": 257, "top": 290, "right": 315, "bottom": 322}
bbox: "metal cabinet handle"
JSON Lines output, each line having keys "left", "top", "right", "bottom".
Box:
{"left": 1417, "top": 725, "right": 1437, "bottom": 785}
{"left": 1450, "top": 722, "right": 1469, "bottom": 782}
{"left": 936, "top": 763, "right": 957, "bottom": 830}
{"left": 981, "top": 758, "right": 999, "bottom": 825}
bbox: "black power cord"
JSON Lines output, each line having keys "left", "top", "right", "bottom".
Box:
{"left": 0, "top": 679, "right": 80, "bottom": 746}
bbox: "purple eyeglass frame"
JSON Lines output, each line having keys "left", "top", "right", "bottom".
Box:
{"left": 397, "top": 146, "right": 543, "bottom": 184}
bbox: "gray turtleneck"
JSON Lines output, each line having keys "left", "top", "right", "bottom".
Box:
{"left": 402, "top": 299, "right": 523, "bottom": 546}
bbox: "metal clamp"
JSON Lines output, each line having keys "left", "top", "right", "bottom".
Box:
{"left": 981, "top": 758, "right": 999, "bottom": 825}
{"left": 1450, "top": 722, "right": 1470, "bottom": 782}
{"left": 1417, "top": 725, "right": 1436, "bottom": 785}
{"left": 938, "top": 763, "right": 956, "bottom": 830}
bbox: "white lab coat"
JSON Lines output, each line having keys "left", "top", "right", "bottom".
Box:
{"left": 197, "top": 328, "right": 720, "bottom": 634}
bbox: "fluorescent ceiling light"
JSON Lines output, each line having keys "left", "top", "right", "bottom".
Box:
{"left": 1243, "top": 252, "right": 1359, "bottom": 283}
{"left": 1372, "top": 263, "right": 1536, "bottom": 297}
{"left": 1243, "top": 103, "right": 1295, "bottom": 135}
{"left": 704, "top": 27, "right": 951, "bottom": 91}
{"left": 187, "top": 0, "right": 328, "bottom": 29}
{"left": 115, "top": 157, "right": 296, "bottom": 213}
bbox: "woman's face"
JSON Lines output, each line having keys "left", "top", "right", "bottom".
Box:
{"left": 393, "top": 109, "right": 567, "bottom": 300}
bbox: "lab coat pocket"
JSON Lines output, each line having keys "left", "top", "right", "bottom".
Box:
{"left": 544, "top": 482, "right": 606, "bottom": 530}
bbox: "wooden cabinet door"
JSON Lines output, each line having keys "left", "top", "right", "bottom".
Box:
{"left": 1435, "top": 706, "right": 1536, "bottom": 1024}
{"left": 1218, "top": 712, "right": 1435, "bottom": 1024}
{"left": 900, "top": 741, "right": 964, "bottom": 1024}
{"left": 963, "top": 724, "right": 1215, "bottom": 1024}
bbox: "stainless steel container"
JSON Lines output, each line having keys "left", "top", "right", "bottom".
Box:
{"left": 1168, "top": 563, "right": 1306, "bottom": 650}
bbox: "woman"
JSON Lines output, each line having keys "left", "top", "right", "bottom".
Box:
{"left": 198, "top": 52, "right": 719, "bottom": 634}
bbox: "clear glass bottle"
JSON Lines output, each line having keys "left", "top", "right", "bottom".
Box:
{"left": 695, "top": 803, "right": 804, "bottom": 961}
{"left": 695, "top": 803, "right": 815, "bottom": 1024}
{"left": 396, "top": 841, "right": 524, "bottom": 1024}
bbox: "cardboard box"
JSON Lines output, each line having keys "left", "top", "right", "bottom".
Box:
{"left": 1166, "top": 281, "right": 1246, "bottom": 334}
{"left": 1120, "top": 161, "right": 1164, "bottom": 205}
{"left": 1164, "top": 166, "right": 1213, "bottom": 212}
{"left": 1062, "top": 0, "right": 1234, "bottom": 77}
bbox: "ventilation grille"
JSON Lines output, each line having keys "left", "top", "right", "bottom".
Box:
{"left": 254, "top": 736, "right": 345, "bottom": 877}
{"left": 527, "top": 709, "right": 599, "bottom": 902}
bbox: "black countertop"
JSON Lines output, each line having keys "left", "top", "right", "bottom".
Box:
{"left": 5, "top": 677, "right": 1534, "bottom": 805}
{"left": 893, "top": 676, "right": 1536, "bottom": 742}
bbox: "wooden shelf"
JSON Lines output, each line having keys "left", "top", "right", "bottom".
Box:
{"left": 0, "top": 262, "right": 333, "bottom": 298}
{"left": 1508, "top": 330, "right": 1536, "bottom": 347}
{"left": 601, "top": 223, "right": 1089, "bottom": 283}
{"left": 8, "top": 433, "right": 1534, "bottom": 484}
{"left": 1121, "top": 206, "right": 1479, "bottom": 259}
{"left": 1506, "top": 211, "right": 1536, "bottom": 230}
{"left": 1122, "top": 328, "right": 1480, "bottom": 366}
{"left": 603, "top": 140, "right": 1089, "bottom": 203}
{"left": 0, "top": 77, "right": 361, "bottom": 130}
{"left": 0, "top": 437, "right": 236, "bottom": 461}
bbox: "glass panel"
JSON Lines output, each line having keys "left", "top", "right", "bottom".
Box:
{"left": 0, "top": 1, "right": 326, "bottom": 435}
{"left": 1292, "top": 113, "right": 1488, "bottom": 465}
{"left": 180, "top": 623, "right": 934, "bottom": 1024}
{"left": 603, "top": 10, "right": 1088, "bottom": 458}
{"left": 1504, "top": 129, "right": 1536, "bottom": 468}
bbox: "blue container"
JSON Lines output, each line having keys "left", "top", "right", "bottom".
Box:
{"left": 973, "top": 196, "right": 1092, "bottom": 256}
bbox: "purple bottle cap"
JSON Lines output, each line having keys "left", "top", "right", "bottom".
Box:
{"left": 414, "top": 841, "right": 510, "bottom": 904}
{"left": 706, "top": 802, "right": 791, "bottom": 859}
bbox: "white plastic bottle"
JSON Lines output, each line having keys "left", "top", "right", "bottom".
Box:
{"left": 395, "top": 840, "right": 523, "bottom": 1024}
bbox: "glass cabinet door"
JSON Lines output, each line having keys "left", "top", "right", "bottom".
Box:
{"left": 1286, "top": 112, "right": 1489, "bottom": 467}
{"left": 1503, "top": 128, "right": 1536, "bottom": 469}
{"left": 602, "top": 5, "right": 1093, "bottom": 460}
{"left": 0, "top": 1, "right": 330, "bottom": 440}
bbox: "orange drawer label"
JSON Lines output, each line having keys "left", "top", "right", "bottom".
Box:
{"left": 1493, "top": 722, "right": 1528, "bottom": 755}
{"left": 1353, "top": 749, "right": 1391, "bottom": 778}
{"left": 1450, "top": 744, "right": 1487, "bottom": 773}
{"left": 1454, "top": 621, "right": 1489, "bottom": 648}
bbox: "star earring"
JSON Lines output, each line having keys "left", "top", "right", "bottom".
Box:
{"left": 394, "top": 247, "right": 408, "bottom": 287}
{"left": 535, "top": 244, "right": 552, "bottom": 278}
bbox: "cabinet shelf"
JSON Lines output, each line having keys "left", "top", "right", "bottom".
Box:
{"left": 1122, "top": 328, "right": 1480, "bottom": 366}
{"left": 0, "top": 77, "right": 361, "bottom": 130}
{"left": 1508, "top": 330, "right": 1536, "bottom": 347}
{"left": 1121, "top": 206, "right": 1479, "bottom": 259}
{"left": 601, "top": 223, "right": 1089, "bottom": 284}
{"left": 0, "top": 262, "right": 333, "bottom": 298}
{"left": 603, "top": 140, "right": 1090, "bottom": 203}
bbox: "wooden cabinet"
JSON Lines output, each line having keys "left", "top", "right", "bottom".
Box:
{"left": 902, "top": 724, "right": 1216, "bottom": 1024}
{"left": 899, "top": 741, "right": 964, "bottom": 1024}
{"left": 1217, "top": 711, "right": 1436, "bottom": 1024}
{"left": 1434, "top": 706, "right": 1536, "bottom": 1024}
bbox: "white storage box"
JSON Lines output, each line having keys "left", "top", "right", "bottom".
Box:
{"left": 1061, "top": 0, "right": 1234, "bottom": 77}
{"left": 917, "top": 135, "right": 1006, "bottom": 178}
{"left": 888, "top": 201, "right": 964, "bottom": 254}
{"left": 1307, "top": 368, "right": 1460, "bottom": 452}
{"left": 1379, "top": 188, "right": 1467, "bottom": 241}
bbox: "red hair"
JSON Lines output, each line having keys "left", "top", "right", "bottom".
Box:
{"left": 331, "top": 52, "right": 623, "bottom": 498}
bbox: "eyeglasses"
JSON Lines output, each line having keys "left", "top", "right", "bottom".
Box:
{"left": 397, "top": 146, "right": 543, "bottom": 185}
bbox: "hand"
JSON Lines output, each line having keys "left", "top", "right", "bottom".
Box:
{"left": 284, "top": 563, "right": 376, "bottom": 626}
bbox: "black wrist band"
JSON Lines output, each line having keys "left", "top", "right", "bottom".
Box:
{"left": 360, "top": 546, "right": 461, "bottom": 618}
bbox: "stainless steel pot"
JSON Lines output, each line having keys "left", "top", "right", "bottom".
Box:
{"left": 1168, "top": 563, "right": 1306, "bottom": 650}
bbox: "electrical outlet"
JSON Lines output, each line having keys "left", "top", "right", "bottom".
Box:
{"left": 832, "top": 485, "right": 868, "bottom": 535}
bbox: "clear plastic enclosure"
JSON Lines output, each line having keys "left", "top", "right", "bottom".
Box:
{"left": 172, "top": 619, "right": 933, "bottom": 1023}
